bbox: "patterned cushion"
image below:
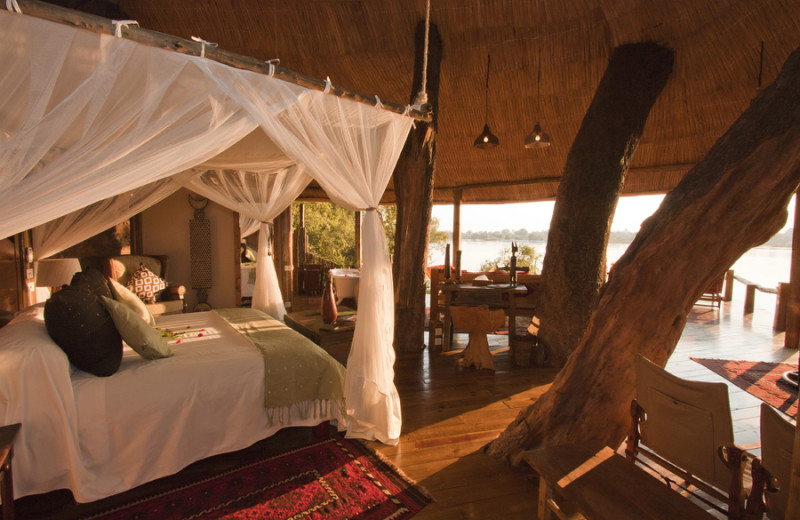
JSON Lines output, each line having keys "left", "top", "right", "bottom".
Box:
{"left": 127, "top": 264, "right": 166, "bottom": 304}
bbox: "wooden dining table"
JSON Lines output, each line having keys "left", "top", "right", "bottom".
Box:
{"left": 438, "top": 282, "right": 528, "bottom": 351}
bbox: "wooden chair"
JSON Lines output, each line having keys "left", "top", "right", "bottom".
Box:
{"left": 625, "top": 355, "right": 762, "bottom": 518}
{"left": 696, "top": 275, "right": 725, "bottom": 308}
{"left": 760, "top": 402, "right": 794, "bottom": 519}
{"left": 80, "top": 254, "right": 186, "bottom": 315}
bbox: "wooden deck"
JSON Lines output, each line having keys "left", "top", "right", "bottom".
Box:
{"left": 357, "top": 283, "right": 798, "bottom": 519}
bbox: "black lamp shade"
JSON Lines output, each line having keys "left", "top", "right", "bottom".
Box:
{"left": 524, "top": 122, "right": 551, "bottom": 149}
{"left": 474, "top": 123, "right": 500, "bottom": 148}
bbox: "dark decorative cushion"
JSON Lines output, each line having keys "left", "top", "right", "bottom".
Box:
{"left": 44, "top": 285, "right": 123, "bottom": 377}
{"left": 70, "top": 267, "right": 114, "bottom": 299}
{"left": 126, "top": 264, "right": 167, "bottom": 304}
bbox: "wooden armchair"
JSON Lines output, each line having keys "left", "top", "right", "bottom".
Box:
{"left": 625, "top": 355, "right": 764, "bottom": 518}
{"left": 80, "top": 254, "right": 186, "bottom": 315}
{"left": 760, "top": 403, "right": 794, "bottom": 519}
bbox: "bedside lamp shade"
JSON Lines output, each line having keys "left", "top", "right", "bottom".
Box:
{"left": 36, "top": 258, "right": 82, "bottom": 289}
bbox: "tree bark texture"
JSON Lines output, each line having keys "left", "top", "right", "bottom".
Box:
{"left": 487, "top": 43, "right": 800, "bottom": 463}
{"left": 393, "top": 21, "right": 441, "bottom": 352}
{"left": 535, "top": 43, "right": 674, "bottom": 368}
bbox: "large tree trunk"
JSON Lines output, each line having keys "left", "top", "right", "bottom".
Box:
{"left": 393, "top": 21, "right": 441, "bottom": 352}
{"left": 535, "top": 43, "right": 674, "bottom": 367}
{"left": 487, "top": 43, "right": 800, "bottom": 463}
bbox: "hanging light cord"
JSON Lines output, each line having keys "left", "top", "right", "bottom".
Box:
{"left": 757, "top": 41, "right": 764, "bottom": 91}
{"left": 484, "top": 54, "right": 491, "bottom": 124}
{"left": 537, "top": 52, "right": 542, "bottom": 117}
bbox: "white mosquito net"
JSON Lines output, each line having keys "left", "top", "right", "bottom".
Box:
{"left": 0, "top": 9, "right": 414, "bottom": 445}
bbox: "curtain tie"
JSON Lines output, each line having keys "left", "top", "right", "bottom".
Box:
{"left": 191, "top": 36, "right": 218, "bottom": 58}
{"left": 112, "top": 20, "right": 139, "bottom": 38}
{"left": 266, "top": 59, "right": 280, "bottom": 77}
{"left": 261, "top": 221, "right": 274, "bottom": 256}
{"left": 5, "top": 0, "right": 21, "bottom": 13}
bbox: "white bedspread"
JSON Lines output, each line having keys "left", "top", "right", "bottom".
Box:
{"left": 0, "top": 306, "right": 345, "bottom": 502}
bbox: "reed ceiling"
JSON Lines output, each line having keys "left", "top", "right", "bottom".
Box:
{"left": 48, "top": 0, "right": 800, "bottom": 205}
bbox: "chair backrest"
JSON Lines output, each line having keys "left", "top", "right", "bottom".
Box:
{"left": 80, "top": 255, "right": 167, "bottom": 287}
{"left": 110, "top": 255, "right": 166, "bottom": 286}
{"left": 760, "top": 402, "right": 795, "bottom": 518}
{"left": 635, "top": 355, "right": 735, "bottom": 491}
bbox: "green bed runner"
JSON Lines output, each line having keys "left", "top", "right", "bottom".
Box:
{"left": 214, "top": 308, "right": 346, "bottom": 426}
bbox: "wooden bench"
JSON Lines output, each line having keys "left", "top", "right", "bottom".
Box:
{"left": 522, "top": 443, "right": 716, "bottom": 520}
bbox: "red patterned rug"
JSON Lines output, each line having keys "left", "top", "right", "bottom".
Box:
{"left": 83, "top": 435, "right": 431, "bottom": 520}
{"left": 691, "top": 358, "right": 798, "bottom": 417}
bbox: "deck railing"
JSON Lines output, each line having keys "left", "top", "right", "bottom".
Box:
{"left": 722, "top": 269, "right": 790, "bottom": 331}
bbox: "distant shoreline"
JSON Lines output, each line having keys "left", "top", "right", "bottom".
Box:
{"left": 453, "top": 229, "right": 794, "bottom": 248}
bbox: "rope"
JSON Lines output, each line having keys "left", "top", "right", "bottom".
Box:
{"left": 190, "top": 36, "right": 218, "bottom": 58}
{"left": 414, "top": 0, "right": 431, "bottom": 105}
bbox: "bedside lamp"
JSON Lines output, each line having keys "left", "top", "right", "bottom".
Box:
{"left": 35, "top": 258, "right": 82, "bottom": 292}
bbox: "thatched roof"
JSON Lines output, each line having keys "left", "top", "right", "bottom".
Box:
{"left": 45, "top": 0, "right": 800, "bottom": 204}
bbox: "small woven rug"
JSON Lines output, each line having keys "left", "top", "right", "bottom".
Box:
{"left": 691, "top": 358, "right": 798, "bottom": 417}
{"left": 83, "top": 435, "right": 432, "bottom": 520}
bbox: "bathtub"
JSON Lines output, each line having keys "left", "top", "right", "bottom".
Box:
{"left": 331, "top": 268, "right": 360, "bottom": 305}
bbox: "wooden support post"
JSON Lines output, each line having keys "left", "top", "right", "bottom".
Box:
{"left": 391, "top": 20, "right": 441, "bottom": 353}
{"left": 292, "top": 203, "right": 307, "bottom": 295}
{"left": 453, "top": 189, "right": 462, "bottom": 257}
{"left": 354, "top": 210, "right": 362, "bottom": 267}
{"left": 775, "top": 282, "right": 791, "bottom": 331}
{"left": 274, "top": 206, "right": 293, "bottom": 311}
{"left": 534, "top": 43, "right": 675, "bottom": 367}
{"left": 786, "top": 191, "right": 800, "bottom": 349}
{"left": 724, "top": 270, "right": 735, "bottom": 302}
{"left": 744, "top": 284, "right": 757, "bottom": 315}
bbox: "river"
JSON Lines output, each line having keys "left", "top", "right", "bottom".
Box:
{"left": 433, "top": 239, "right": 792, "bottom": 290}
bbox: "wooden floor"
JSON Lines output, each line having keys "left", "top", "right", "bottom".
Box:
{"left": 15, "top": 285, "right": 798, "bottom": 519}
{"left": 307, "top": 283, "right": 798, "bottom": 519}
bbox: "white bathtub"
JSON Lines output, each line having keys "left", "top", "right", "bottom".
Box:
{"left": 331, "top": 268, "right": 360, "bottom": 305}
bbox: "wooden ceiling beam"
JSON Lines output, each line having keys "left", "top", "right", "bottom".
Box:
{"left": 10, "top": 0, "right": 432, "bottom": 123}
{"left": 432, "top": 162, "right": 694, "bottom": 192}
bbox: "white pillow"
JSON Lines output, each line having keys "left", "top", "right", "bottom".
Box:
{"left": 110, "top": 278, "right": 155, "bottom": 326}
{"left": 100, "top": 296, "right": 172, "bottom": 360}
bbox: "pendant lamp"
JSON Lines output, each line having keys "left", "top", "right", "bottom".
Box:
{"left": 474, "top": 54, "right": 499, "bottom": 149}
{"left": 525, "top": 49, "right": 551, "bottom": 149}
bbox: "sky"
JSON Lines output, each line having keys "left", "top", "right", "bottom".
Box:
{"left": 431, "top": 194, "right": 667, "bottom": 233}
{"left": 431, "top": 194, "right": 796, "bottom": 233}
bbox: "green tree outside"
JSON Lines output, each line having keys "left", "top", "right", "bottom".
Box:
{"left": 479, "top": 244, "right": 542, "bottom": 274}
{"left": 295, "top": 202, "right": 452, "bottom": 268}
{"left": 293, "top": 202, "right": 356, "bottom": 267}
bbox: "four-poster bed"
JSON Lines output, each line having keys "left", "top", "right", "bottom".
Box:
{"left": 0, "top": 4, "right": 427, "bottom": 501}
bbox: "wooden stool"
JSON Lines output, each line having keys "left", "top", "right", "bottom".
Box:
{"left": 0, "top": 423, "right": 21, "bottom": 520}
{"left": 450, "top": 305, "right": 505, "bottom": 370}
